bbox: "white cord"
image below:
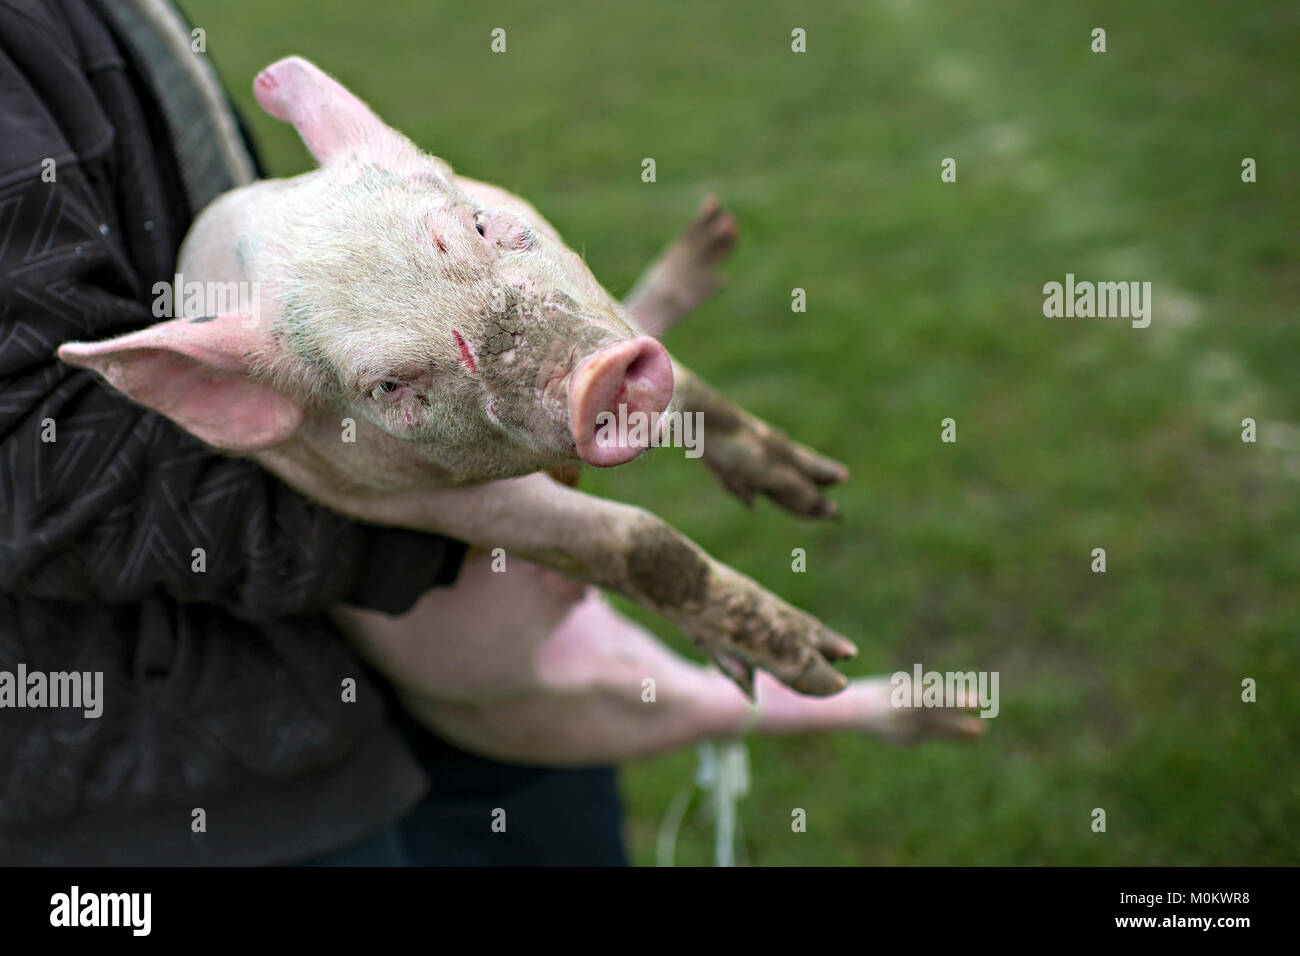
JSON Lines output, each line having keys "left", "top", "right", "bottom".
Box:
{"left": 655, "top": 783, "right": 693, "bottom": 867}
{"left": 708, "top": 740, "right": 750, "bottom": 867}
{"left": 655, "top": 738, "right": 751, "bottom": 867}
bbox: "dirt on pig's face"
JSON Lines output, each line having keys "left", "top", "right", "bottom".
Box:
{"left": 244, "top": 157, "right": 651, "bottom": 483}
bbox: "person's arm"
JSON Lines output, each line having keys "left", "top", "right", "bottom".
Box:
{"left": 0, "top": 19, "right": 462, "bottom": 618}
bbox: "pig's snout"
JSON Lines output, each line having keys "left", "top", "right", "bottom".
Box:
{"left": 568, "top": 336, "right": 674, "bottom": 467}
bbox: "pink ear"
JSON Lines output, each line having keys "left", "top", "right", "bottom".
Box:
{"left": 58, "top": 313, "right": 303, "bottom": 452}
{"left": 254, "top": 56, "right": 408, "bottom": 165}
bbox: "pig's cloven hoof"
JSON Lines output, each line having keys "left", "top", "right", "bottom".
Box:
{"left": 702, "top": 415, "right": 850, "bottom": 519}
{"left": 684, "top": 566, "right": 857, "bottom": 699}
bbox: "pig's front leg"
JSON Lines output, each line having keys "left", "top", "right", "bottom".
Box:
{"left": 620, "top": 201, "right": 849, "bottom": 517}
{"left": 392, "top": 473, "right": 855, "bottom": 696}
{"left": 259, "top": 446, "right": 854, "bottom": 696}
{"left": 623, "top": 195, "right": 737, "bottom": 338}
{"left": 670, "top": 362, "right": 849, "bottom": 518}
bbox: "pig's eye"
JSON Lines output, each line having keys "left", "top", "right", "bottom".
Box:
{"left": 474, "top": 212, "right": 488, "bottom": 237}
{"left": 370, "top": 381, "right": 402, "bottom": 400}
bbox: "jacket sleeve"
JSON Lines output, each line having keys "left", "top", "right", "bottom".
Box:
{"left": 0, "top": 2, "right": 465, "bottom": 618}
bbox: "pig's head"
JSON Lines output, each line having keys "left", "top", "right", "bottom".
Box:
{"left": 58, "top": 56, "right": 674, "bottom": 486}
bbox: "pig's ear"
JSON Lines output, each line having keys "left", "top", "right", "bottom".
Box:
{"left": 58, "top": 313, "right": 304, "bottom": 452}
{"left": 253, "top": 56, "right": 408, "bottom": 165}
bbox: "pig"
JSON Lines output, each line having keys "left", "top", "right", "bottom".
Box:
{"left": 331, "top": 197, "right": 982, "bottom": 761}
{"left": 58, "top": 57, "right": 983, "bottom": 756}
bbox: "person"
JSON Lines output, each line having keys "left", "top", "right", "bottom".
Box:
{"left": 0, "top": 0, "right": 626, "bottom": 865}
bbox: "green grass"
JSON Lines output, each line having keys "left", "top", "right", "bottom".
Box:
{"left": 185, "top": 0, "right": 1300, "bottom": 864}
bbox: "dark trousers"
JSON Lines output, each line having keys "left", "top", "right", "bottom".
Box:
{"left": 302, "top": 696, "right": 628, "bottom": 866}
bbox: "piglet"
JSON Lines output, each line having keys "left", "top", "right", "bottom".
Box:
{"left": 59, "top": 57, "right": 855, "bottom": 698}
{"left": 333, "top": 199, "right": 983, "bottom": 761}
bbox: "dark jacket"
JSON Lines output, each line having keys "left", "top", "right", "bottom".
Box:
{"left": 0, "top": 0, "right": 466, "bottom": 864}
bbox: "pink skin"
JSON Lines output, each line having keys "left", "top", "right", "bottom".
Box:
{"left": 569, "top": 335, "right": 674, "bottom": 466}
{"left": 56, "top": 55, "right": 977, "bottom": 764}
{"left": 57, "top": 313, "right": 303, "bottom": 453}
{"left": 337, "top": 553, "right": 986, "bottom": 765}
{"left": 250, "top": 50, "right": 680, "bottom": 477}
{"left": 335, "top": 211, "right": 978, "bottom": 763}
{"left": 58, "top": 57, "right": 672, "bottom": 476}
{"left": 58, "top": 56, "right": 861, "bottom": 704}
{"left": 242, "top": 58, "right": 880, "bottom": 757}
{"left": 253, "top": 58, "right": 392, "bottom": 163}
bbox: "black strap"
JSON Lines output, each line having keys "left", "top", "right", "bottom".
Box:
{"left": 93, "top": 0, "right": 255, "bottom": 216}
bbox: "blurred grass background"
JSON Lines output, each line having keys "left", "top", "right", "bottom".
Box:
{"left": 185, "top": 0, "right": 1299, "bottom": 864}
